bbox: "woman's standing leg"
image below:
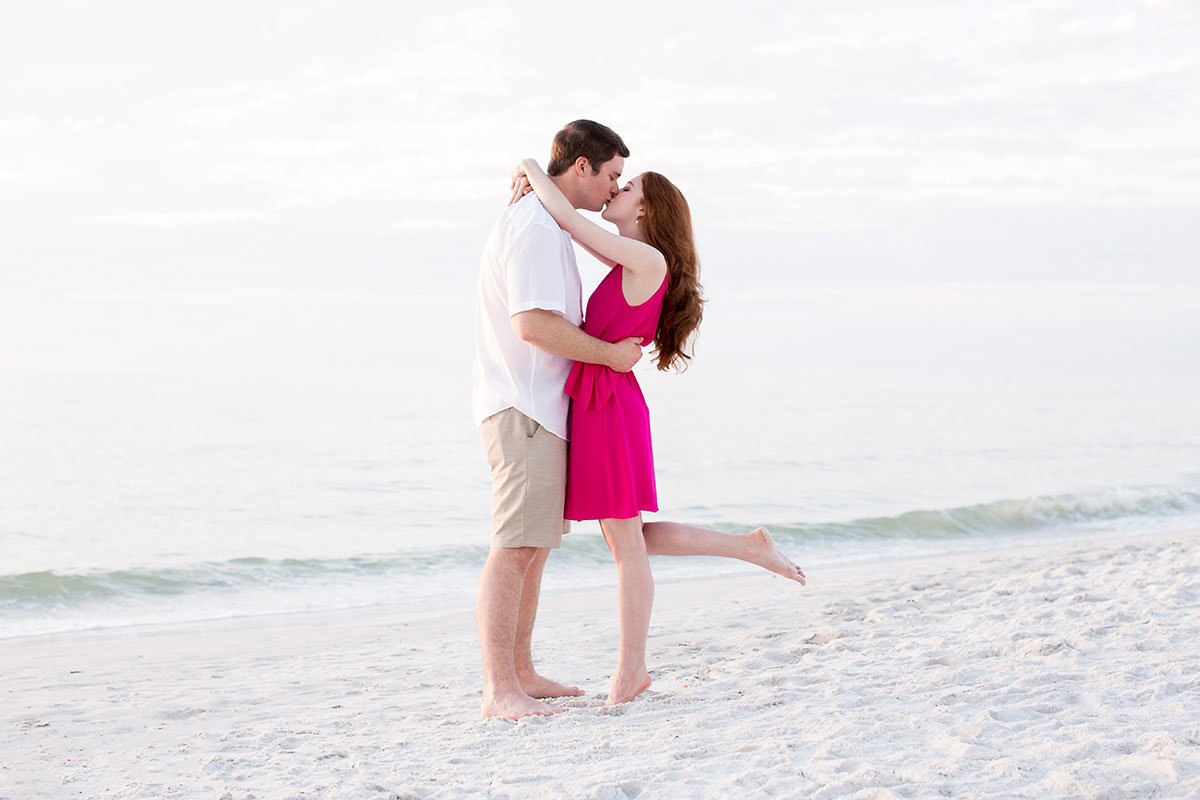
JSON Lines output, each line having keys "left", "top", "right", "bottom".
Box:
{"left": 600, "top": 515, "right": 655, "bottom": 705}
{"left": 641, "top": 522, "right": 806, "bottom": 584}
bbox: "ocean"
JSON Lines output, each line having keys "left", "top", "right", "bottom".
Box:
{"left": 2, "top": 283, "right": 1198, "bottom": 639}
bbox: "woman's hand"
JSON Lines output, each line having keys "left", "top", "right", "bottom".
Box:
{"left": 509, "top": 176, "right": 532, "bottom": 206}
{"left": 508, "top": 163, "right": 533, "bottom": 206}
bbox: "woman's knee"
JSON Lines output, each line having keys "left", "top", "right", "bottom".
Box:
{"left": 605, "top": 536, "right": 648, "bottom": 562}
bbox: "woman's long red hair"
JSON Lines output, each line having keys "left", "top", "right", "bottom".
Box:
{"left": 639, "top": 172, "right": 705, "bottom": 371}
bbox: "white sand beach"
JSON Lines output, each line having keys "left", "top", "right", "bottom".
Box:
{"left": 4, "top": 528, "right": 1198, "bottom": 800}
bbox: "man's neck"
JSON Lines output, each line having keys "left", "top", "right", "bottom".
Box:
{"left": 548, "top": 173, "right": 583, "bottom": 209}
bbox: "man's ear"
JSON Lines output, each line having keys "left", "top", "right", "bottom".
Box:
{"left": 574, "top": 156, "right": 590, "bottom": 177}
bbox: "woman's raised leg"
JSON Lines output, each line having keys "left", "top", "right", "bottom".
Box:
{"left": 600, "top": 515, "right": 655, "bottom": 705}
{"left": 641, "top": 522, "right": 806, "bottom": 584}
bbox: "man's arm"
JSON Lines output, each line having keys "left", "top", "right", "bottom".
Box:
{"left": 511, "top": 309, "right": 642, "bottom": 373}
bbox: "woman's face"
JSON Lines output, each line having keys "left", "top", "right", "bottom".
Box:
{"left": 601, "top": 175, "right": 644, "bottom": 228}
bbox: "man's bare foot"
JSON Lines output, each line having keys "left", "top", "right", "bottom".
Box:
{"left": 481, "top": 690, "right": 567, "bottom": 720}
{"left": 605, "top": 671, "right": 652, "bottom": 706}
{"left": 747, "top": 527, "right": 806, "bottom": 585}
{"left": 517, "top": 671, "right": 585, "bottom": 699}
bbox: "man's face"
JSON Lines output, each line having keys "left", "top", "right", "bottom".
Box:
{"left": 579, "top": 156, "right": 624, "bottom": 212}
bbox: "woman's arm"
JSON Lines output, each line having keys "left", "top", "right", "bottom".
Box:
{"left": 573, "top": 240, "right": 618, "bottom": 269}
{"left": 510, "top": 176, "right": 616, "bottom": 269}
{"left": 518, "top": 159, "right": 666, "bottom": 280}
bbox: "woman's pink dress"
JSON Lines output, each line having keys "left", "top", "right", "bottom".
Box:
{"left": 564, "top": 265, "right": 668, "bottom": 521}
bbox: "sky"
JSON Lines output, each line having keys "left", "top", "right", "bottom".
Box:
{"left": 1, "top": 0, "right": 1198, "bottom": 371}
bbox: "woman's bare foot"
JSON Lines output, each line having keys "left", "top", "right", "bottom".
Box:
{"left": 481, "top": 689, "right": 567, "bottom": 720}
{"left": 605, "top": 670, "right": 652, "bottom": 706}
{"left": 517, "top": 671, "right": 585, "bottom": 699}
{"left": 747, "top": 527, "right": 806, "bottom": 584}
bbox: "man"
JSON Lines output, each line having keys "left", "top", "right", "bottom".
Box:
{"left": 472, "top": 120, "right": 641, "bottom": 719}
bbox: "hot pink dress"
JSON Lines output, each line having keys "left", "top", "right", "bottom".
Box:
{"left": 564, "top": 265, "right": 668, "bottom": 521}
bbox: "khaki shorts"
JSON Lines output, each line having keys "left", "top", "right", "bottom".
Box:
{"left": 479, "top": 407, "right": 570, "bottom": 549}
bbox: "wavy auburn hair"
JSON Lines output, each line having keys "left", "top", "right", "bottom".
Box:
{"left": 639, "top": 172, "right": 705, "bottom": 372}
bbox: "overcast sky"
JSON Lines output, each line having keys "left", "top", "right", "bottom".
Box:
{"left": 3, "top": 0, "right": 1198, "bottom": 292}
{"left": 2, "top": 1, "right": 1198, "bottom": 372}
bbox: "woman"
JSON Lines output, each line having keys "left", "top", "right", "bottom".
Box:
{"left": 512, "top": 159, "right": 806, "bottom": 706}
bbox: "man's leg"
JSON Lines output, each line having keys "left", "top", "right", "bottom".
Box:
{"left": 476, "top": 545, "right": 565, "bottom": 719}
{"left": 513, "top": 547, "right": 584, "bottom": 698}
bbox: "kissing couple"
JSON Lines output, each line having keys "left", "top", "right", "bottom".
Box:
{"left": 472, "top": 119, "right": 806, "bottom": 719}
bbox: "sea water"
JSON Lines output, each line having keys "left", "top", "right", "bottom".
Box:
{"left": 2, "top": 284, "right": 1198, "bottom": 638}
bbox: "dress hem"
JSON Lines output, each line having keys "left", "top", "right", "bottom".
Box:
{"left": 565, "top": 503, "right": 659, "bottom": 523}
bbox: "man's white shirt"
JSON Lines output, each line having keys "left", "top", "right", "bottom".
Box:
{"left": 472, "top": 193, "right": 583, "bottom": 441}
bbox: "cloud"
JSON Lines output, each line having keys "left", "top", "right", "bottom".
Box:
{"left": 0, "top": 116, "right": 40, "bottom": 132}
{"left": 1, "top": 1, "right": 1197, "bottom": 291}
{"left": 79, "top": 209, "right": 278, "bottom": 227}
{"left": 62, "top": 289, "right": 456, "bottom": 306}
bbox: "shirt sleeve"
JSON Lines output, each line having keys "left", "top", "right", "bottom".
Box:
{"left": 504, "top": 223, "right": 568, "bottom": 318}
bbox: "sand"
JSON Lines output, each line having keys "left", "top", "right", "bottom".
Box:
{"left": 3, "top": 528, "right": 1199, "bottom": 799}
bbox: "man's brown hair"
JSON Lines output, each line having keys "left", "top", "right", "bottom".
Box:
{"left": 546, "top": 120, "right": 630, "bottom": 176}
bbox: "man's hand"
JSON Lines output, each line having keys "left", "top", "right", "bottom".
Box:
{"left": 511, "top": 310, "right": 643, "bottom": 371}
{"left": 607, "top": 337, "right": 644, "bottom": 373}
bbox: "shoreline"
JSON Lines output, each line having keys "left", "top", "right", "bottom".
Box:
{"left": 5, "top": 526, "right": 1198, "bottom": 799}
{"left": 3, "top": 523, "right": 1194, "bottom": 652}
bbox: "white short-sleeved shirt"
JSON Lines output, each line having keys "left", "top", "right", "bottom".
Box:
{"left": 472, "top": 194, "right": 583, "bottom": 440}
